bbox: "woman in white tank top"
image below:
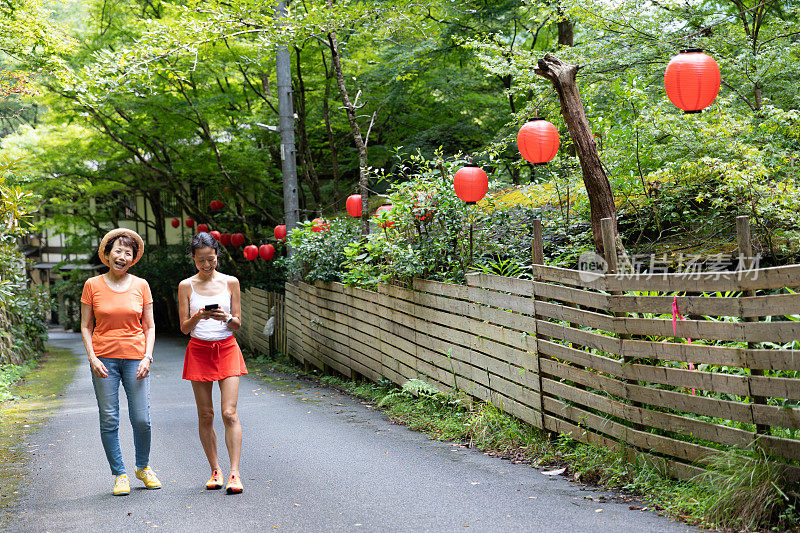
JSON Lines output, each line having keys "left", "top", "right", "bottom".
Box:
{"left": 178, "top": 232, "right": 247, "bottom": 494}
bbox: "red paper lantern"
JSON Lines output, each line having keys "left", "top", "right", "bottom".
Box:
{"left": 374, "top": 205, "right": 394, "bottom": 228}
{"left": 243, "top": 245, "right": 258, "bottom": 261}
{"left": 185, "top": 218, "right": 195, "bottom": 228}
{"left": 517, "top": 118, "right": 560, "bottom": 164}
{"left": 259, "top": 244, "right": 276, "bottom": 261}
{"left": 231, "top": 233, "right": 245, "bottom": 247}
{"left": 170, "top": 218, "right": 180, "bottom": 228}
{"left": 274, "top": 225, "right": 287, "bottom": 241}
{"left": 197, "top": 223, "right": 209, "bottom": 233}
{"left": 220, "top": 233, "right": 232, "bottom": 246}
{"left": 454, "top": 165, "right": 488, "bottom": 204}
{"left": 210, "top": 230, "right": 221, "bottom": 241}
{"left": 311, "top": 218, "right": 329, "bottom": 233}
{"left": 664, "top": 48, "right": 721, "bottom": 113}
{"left": 346, "top": 194, "right": 362, "bottom": 218}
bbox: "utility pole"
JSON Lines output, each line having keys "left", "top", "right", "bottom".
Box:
{"left": 276, "top": 0, "right": 299, "bottom": 255}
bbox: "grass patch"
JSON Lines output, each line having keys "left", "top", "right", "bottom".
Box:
{"left": 0, "top": 348, "right": 80, "bottom": 526}
{"left": 244, "top": 350, "right": 799, "bottom": 531}
{"left": 0, "top": 360, "right": 38, "bottom": 402}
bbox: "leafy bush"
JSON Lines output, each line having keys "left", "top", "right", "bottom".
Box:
{"left": 342, "top": 155, "right": 489, "bottom": 287}
{"left": 289, "top": 151, "right": 596, "bottom": 288}
{"left": 0, "top": 159, "right": 48, "bottom": 364}
{"left": 286, "top": 217, "right": 361, "bottom": 283}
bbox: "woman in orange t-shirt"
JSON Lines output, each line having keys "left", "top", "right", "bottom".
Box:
{"left": 80, "top": 228, "right": 161, "bottom": 496}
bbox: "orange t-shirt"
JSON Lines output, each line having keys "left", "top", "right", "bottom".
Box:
{"left": 80, "top": 275, "right": 153, "bottom": 359}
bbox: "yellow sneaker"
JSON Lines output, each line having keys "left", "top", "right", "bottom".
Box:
{"left": 113, "top": 474, "right": 130, "bottom": 496}
{"left": 135, "top": 466, "right": 162, "bottom": 490}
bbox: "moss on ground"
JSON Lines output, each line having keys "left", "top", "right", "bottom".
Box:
{"left": 0, "top": 348, "right": 80, "bottom": 526}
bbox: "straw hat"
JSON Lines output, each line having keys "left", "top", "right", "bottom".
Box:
{"left": 98, "top": 228, "right": 145, "bottom": 268}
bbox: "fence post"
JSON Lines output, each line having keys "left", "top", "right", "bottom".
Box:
{"left": 601, "top": 218, "right": 641, "bottom": 427}
{"left": 737, "top": 216, "right": 769, "bottom": 436}
{"left": 531, "top": 219, "right": 546, "bottom": 429}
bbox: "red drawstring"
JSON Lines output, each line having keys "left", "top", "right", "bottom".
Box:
{"left": 672, "top": 296, "right": 695, "bottom": 395}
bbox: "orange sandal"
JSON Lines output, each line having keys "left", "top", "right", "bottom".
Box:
{"left": 225, "top": 473, "right": 243, "bottom": 494}
{"left": 206, "top": 470, "right": 223, "bottom": 490}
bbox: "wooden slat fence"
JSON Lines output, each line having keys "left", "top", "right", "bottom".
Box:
{"left": 274, "top": 262, "right": 800, "bottom": 481}
{"left": 238, "top": 288, "right": 286, "bottom": 358}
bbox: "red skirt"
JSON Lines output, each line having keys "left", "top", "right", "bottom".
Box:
{"left": 183, "top": 335, "right": 248, "bottom": 382}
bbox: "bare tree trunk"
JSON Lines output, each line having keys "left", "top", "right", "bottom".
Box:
{"left": 326, "top": 0, "right": 370, "bottom": 235}
{"left": 294, "top": 45, "right": 322, "bottom": 208}
{"left": 321, "top": 51, "right": 342, "bottom": 208}
{"left": 557, "top": 19, "right": 573, "bottom": 47}
{"left": 556, "top": 2, "right": 574, "bottom": 46}
{"left": 535, "top": 54, "right": 618, "bottom": 257}
{"left": 146, "top": 190, "right": 167, "bottom": 246}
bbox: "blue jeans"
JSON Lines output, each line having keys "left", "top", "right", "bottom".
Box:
{"left": 91, "top": 358, "right": 151, "bottom": 476}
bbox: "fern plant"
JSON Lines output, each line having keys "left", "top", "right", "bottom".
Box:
{"left": 377, "top": 378, "right": 441, "bottom": 407}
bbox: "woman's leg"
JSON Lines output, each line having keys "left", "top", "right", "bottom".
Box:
{"left": 91, "top": 358, "right": 125, "bottom": 476}
{"left": 191, "top": 381, "right": 222, "bottom": 473}
{"left": 120, "top": 358, "right": 151, "bottom": 469}
{"left": 218, "top": 376, "right": 242, "bottom": 476}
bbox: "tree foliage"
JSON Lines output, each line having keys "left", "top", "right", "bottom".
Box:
{"left": 2, "top": 0, "right": 800, "bottom": 272}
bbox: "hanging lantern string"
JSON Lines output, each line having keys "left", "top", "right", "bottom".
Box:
{"left": 574, "top": 0, "right": 774, "bottom": 71}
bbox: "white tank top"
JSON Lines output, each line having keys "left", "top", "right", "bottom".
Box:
{"left": 189, "top": 287, "right": 233, "bottom": 341}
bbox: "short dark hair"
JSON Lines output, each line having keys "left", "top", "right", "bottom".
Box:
{"left": 189, "top": 232, "right": 220, "bottom": 256}
{"left": 105, "top": 234, "right": 139, "bottom": 258}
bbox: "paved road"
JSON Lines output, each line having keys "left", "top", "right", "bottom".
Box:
{"left": 7, "top": 331, "right": 700, "bottom": 532}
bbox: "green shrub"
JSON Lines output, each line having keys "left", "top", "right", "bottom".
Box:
{"left": 286, "top": 217, "right": 361, "bottom": 283}
{"left": 0, "top": 244, "right": 48, "bottom": 363}
{"left": 342, "top": 155, "right": 487, "bottom": 287}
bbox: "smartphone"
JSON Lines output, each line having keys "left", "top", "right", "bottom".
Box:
{"left": 204, "top": 303, "right": 219, "bottom": 310}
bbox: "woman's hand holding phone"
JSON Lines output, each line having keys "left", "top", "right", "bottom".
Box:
{"left": 202, "top": 303, "right": 227, "bottom": 321}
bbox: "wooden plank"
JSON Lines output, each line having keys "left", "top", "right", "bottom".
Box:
{"left": 347, "top": 344, "right": 383, "bottom": 378}
{"left": 604, "top": 264, "right": 800, "bottom": 292}
{"left": 623, "top": 340, "right": 800, "bottom": 371}
{"left": 348, "top": 355, "right": 383, "bottom": 383}
{"left": 543, "top": 414, "right": 706, "bottom": 483}
{"left": 530, "top": 281, "right": 609, "bottom": 309}
{"left": 543, "top": 414, "right": 622, "bottom": 452}
{"left": 413, "top": 310, "right": 537, "bottom": 371}
{"left": 339, "top": 282, "right": 538, "bottom": 354}
{"left": 543, "top": 335, "right": 757, "bottom": 397}
{"left": 419, "top": 328, "right": 541, "bottom": 401}
{"left": 538, "top": 339, "right": 623, "bottom": 376}
{"left": 609, "top": 295, "right": 741, "bottom": 317}
{"left": 740, "top": 293, "right": 800, "bottom": 317}
{"left": 414, "top": 281, "right": 534, "bottom": 318}
{"left": 539, "top": 358, "right": 769, "bottom": 427}
{"left": 542, "top": 378, "right": 761, "bottom": 451}
{"left": 531, "top": 265, "right": 608, "bottom": 290}
{"left": 608, "top": 315, "right": 800, "bottom": 344}
{"left": 537, "top": 321, "right": 622, "bottom": 354}
{"left": 544, "top": 396, "right": 720, "bottom": 464}
{"left": 750, "top": 374, "right": 800, "bottom": 401}
{"left": 464, "top": 272, "right": 533, "bottom": 297}
{"left": 535, "top": 300, "right": 615, "bottom": 331}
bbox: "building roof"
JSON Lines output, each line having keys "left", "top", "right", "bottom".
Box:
{"left": 30, "top": 262, "right": 96, "bottom": 271}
